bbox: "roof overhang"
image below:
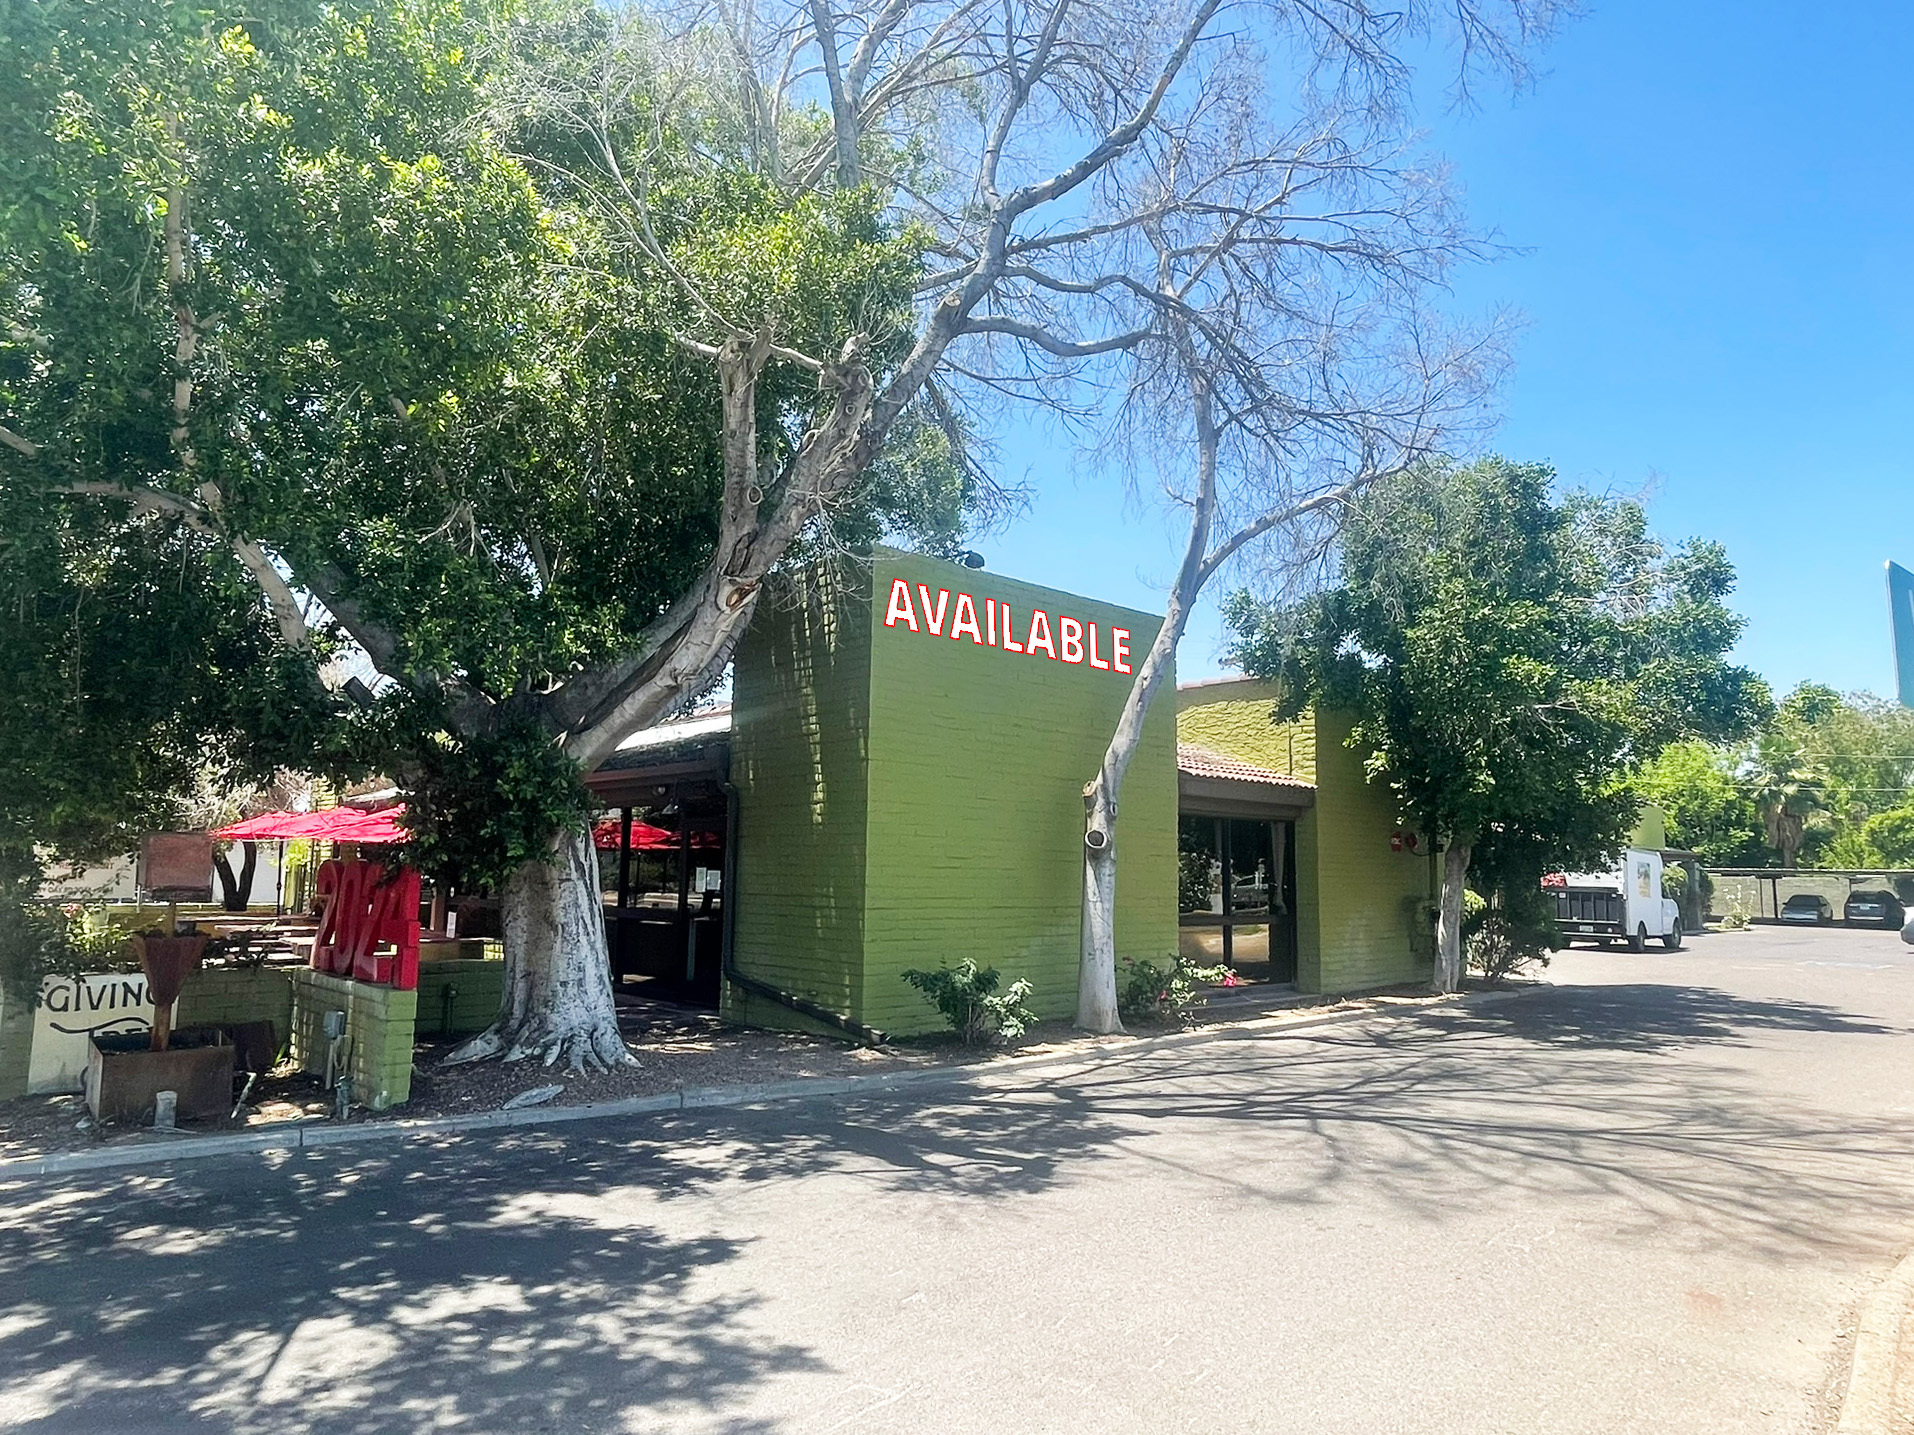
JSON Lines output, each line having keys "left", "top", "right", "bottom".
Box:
{"left": 1178, "top": 772, "right": 1315, "bottom": 821}
{"left": 1176, "top": 743, "right": 1316, "bottom": 821}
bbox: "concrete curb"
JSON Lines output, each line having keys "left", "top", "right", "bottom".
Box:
{"left": 1836, "top": 1244, "right": 1914, "bottom": 1434}
{"left": 0, "top": 986, "right": 1541, "bottom": 1182}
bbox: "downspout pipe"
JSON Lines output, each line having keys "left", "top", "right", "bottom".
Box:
{"left": 717, "top": 756, "right": 887, "bottom": 1047}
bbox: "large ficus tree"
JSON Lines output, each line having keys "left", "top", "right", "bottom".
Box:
{"left": 1, "top": 0, "right": 965, "bottom": 1067}
{"left": 3, "top": 0, "right": 1567, "bottom": 1059}
{"left": 1226, "top": 458, "right": 1770, "bottom": 991}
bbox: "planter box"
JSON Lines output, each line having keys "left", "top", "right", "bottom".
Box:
{"left": 85, "top": 1028, "right": 235, "bottom": 1124}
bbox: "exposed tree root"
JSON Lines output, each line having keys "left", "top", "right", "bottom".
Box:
{"left": 444, "top": 1015, "right": 637, "bottom": 1073}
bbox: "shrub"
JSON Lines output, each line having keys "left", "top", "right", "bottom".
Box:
{"left": 1465, "top": 883, "right": 1556, "bottom": 983}
{"left": 1118, "top": 954, "right": 1233, "bottom": 1024}
{"left": 0, "top": 899, "right": 130, "bottom": 1007}
{"left": 900, "top": 960, "right": 1037, "bottom": 1045}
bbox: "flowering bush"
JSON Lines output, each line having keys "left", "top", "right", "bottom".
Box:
{"left": 1118, "top": 954, "right": 1232, "bottom": 1024}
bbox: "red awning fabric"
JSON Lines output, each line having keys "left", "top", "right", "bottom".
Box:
{"left": 213, "top": 805, "right": 408, "bottom": 846}
{"left": 590, "top": 818, "right": 722, "bottom": 851}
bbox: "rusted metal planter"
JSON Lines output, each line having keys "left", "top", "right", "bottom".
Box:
{"left": 84, "top": 1028, "right": 235, "bottom": 1124}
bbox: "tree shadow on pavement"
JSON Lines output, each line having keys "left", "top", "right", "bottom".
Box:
{"left": 3, "top": 980, "right": 1911, "bottom": 1430}
{"left": 1037, "top": 984, "right": 1914, "bottom": 1260}
{"left": 0, "top": 1084, "right": 1133, "bottom": 1433}
{"left": 0, "top": 1135, "right": 825, "bottom": 1434}
{"left": 1430, "top": 981, "right": 1903, "bottom": 1053}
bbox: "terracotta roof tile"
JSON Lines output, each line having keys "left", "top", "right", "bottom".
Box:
{"left": 1176, "top": 743, "right": 1316, "bottom": 790}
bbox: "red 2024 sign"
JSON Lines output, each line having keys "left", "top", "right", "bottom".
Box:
{"left": 312, "top": 860, "right": 421, "bottom": 990}
{"left": 884, "top": 580, "right": 1135, "bottom": 672}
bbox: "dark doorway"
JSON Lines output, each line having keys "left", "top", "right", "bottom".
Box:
{"left": 599, "top": 788, "right": 727, "bottom": 1008}
{"left": 1178, "top": 815, "right": 1298, "bottom": 983}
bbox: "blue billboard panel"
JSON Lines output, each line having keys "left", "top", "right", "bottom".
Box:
{"left": 1891, "top": 562, "right": 1914, "bottom": 708}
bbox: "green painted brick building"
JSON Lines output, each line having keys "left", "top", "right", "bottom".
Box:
{"left": 721, "top": 550, "right": 1177, "bottom": 1036}
{"left": 589, "top": 554, "right": 1434, "bottom": 1039}
{"left": 1176, "top": 680, "right": 1434, "bottom": 992}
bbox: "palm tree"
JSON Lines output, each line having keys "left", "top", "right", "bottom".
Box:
{"left": 1746, "top": 740, "right": 1828, "bottom": 870}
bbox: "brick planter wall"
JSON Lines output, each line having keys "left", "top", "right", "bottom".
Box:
{"left": 176, "top": 967, "right": 295, "bottom": 1052}
{"left": 414, "top": 959, "right": 505, "bottom": 1038}
{"left": 0, "top": 987, "right": 31, "bottom": 1101}
{"left": 290, "top": 970, "right": 418, "bottom": 1110}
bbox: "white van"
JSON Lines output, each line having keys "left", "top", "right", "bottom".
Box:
{"left": 1546, "top": 848, "right": 1683, "bottom": 951}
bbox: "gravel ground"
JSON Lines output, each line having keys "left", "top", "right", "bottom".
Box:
{"left": 0, "top": 981, "right": 1449, "bottom": 1162}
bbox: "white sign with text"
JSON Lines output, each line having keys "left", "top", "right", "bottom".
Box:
{"left": 27, "top": 973, "right": 174, "bottom": 1094}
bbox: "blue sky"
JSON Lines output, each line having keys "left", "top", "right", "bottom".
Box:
{"left": 978, "top": 0, "right": 1913, "bottom": 698}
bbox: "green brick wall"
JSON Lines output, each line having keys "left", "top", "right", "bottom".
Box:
{"left": 415, "top": 959, "right": 506, "bottom": 1038}
{"left": 727, "top": 551, "right": 1178, "bottom": 1036}
{"left": 0, "top": 986, "right": 31, "bottom": 1101}
{"left": 1177, "top": 680, "right": 1316, "bottom": 779}
{"left": 176, "top": 967, "right": 295, "bottom": 1049}
{"left": 727, "top": 562, "right": 873, "bottom": 1035}
{"left": 289, "top": 970, "right": 417, "bottom": 1110}
{"left": 863, "top": 550, "right": 1176, "bottom": 1031}
{"left": 1299, "top": 710, "right": 1431, "bottom": 992}
{"left": 1175, "top": 695, "right": 1431, "bottom": 994}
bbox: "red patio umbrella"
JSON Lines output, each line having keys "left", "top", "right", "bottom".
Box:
{"left": 213, "top": 805, "right": 408, "bottom": 845}
{"left": 590, "top": 818, "right": 722, "bottom": 851}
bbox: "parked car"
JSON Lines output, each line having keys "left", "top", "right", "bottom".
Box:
{"left": 1780, "top": 893, "right": 1834, "bottom": 926}
{"left": 1843, "top": 890, "right": 1907, "bottom": 928}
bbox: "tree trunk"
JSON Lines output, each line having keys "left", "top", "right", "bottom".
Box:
{"left": 1433, "top": 839, "right": 1473, "bottom": 993}
{"left": 1077, "top": 777, "right": 1122, "bottom": 1033}
{"left": 212, "top": 841, "right": 258, "bottom": 912}
{"left": 1075, "top": 332, "right": 1222, "bottom": 1032}
{"left": 444, "top": 825, "right": 635, "bottom": 1072}
{"left": 213, "top": 850, "right": 238, "bottom": 910}
{"left": 236, "top": 840, "right": 257, "bottom": 909}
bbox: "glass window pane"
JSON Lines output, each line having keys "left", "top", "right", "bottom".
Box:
{"left": 1225, "top": 819, "right": 1273, "bottom": 914}
{"left": 1178, "top": 816, "right": 1223, "bottom": 915}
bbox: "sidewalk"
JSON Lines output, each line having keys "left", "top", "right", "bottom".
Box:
{"left": 0, "top": 985, "right": 1541, "bottom": 1181}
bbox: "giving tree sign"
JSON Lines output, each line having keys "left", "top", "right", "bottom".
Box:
{"left": 883, "top": 580, "right": 1134, "bottom": 673}
{"left": 27, "top": 974, "right": 168, "bottom": 1094}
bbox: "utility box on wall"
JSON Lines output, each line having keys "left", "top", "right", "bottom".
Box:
{"left": 726, "top": 549, "right": 1178, "bottom": 1036}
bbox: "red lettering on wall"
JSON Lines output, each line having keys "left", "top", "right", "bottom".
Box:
{"left": 1059, "top": 617, "right": 1085, "bottom": 664}
{"left": 1001, "top": 604, "right": 1024, "bottom": 652}
{"left": 916, "top": 585, "right": 950, "bottom": 635}
{"left": 1026, "top": 610, "right": 1057, "bottom": 659}
{"left": 950, "top": 594, "right": 984, "bottom": 644}
{"left": 884, "top": 580, "right": 919, "bottom": 630}
{"left": 312, "top": 860, "right": 420, "bottom": 990}
{"left": 882, "top": 577, "right": 1140, "bottom": 679}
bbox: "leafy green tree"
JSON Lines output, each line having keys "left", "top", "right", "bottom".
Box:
{"left": 0, "top": 0, "right": 978, "bottom": 1066}
{"left": 1637, "top": 741, "right": 1766, "bottom": 866}
{"left": 1769, "top": 686, "right": 1914, "bottom": 863}
{"left": 0, "top": 497, "right": 340, "bottom": 1001}
{"left": 1862, "top": 806, "right": 1914, "bottom": 867}
{"left": 1744, "top": 738, "right": 1827, "bottom": 871}
{"left": 1225, "top": 457, "right": 1769, "bottom": 990}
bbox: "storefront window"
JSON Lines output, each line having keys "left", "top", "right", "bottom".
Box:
{"left": 1178, "top": 816, "right": 1221, "bottom": 915}
{"left": 1178, "top": 815, "right": 1298, "bottom": 984}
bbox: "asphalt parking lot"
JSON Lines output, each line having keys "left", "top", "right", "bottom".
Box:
{"left": 1, "top": 923, "right": 1911, "bottom": 1434}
